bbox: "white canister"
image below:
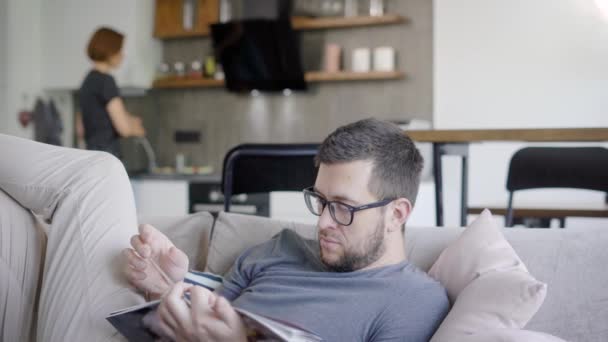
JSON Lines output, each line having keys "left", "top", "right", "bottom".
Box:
{"left": 352, "top": 48, "right": 371, "bottom": 72}
{"left": 373, "top": 47, "right": 396, "bottom": 72}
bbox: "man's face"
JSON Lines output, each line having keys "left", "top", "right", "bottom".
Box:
{"left": 313, "top": 160, "right": 388, "bottom": 272}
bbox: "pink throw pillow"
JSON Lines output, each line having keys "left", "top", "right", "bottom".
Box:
{"left": 428, "top": 210, "right": 549, "bottom": 342}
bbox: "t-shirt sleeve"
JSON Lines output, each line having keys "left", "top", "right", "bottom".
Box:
{"left": 101, "top": 75, "right": 120, "bottom": 104}
{"left": 370, "top": 283, "right": 450, "bottom": 342}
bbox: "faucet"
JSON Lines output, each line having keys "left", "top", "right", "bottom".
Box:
{"left": 136, "top": 137, "right": 157, "bottom": 173}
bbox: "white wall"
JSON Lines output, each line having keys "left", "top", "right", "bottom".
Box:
{"left": 432, "top": 0, "right": 608, "bottom": 227}
{"left": 1, "top": 0, "right": 75, "bottom": 145}
{"left": 2, "top": 0, "right": 42, "bottom": 138}
{"left": 0, "top": 0, "right": 7, "bottom": 131}
{"left": 435, "top": 0, "right": 608, "bottom": 129}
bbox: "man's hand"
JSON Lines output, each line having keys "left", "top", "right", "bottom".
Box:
{"left": 123, "top": 224, "right": 189, "bottom": 299}
{"left": 155, "top": 282, "right": 248, "bottom": 342}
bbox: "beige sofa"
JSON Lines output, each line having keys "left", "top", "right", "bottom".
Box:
{"left": 153, "top": 211, "right": 608, "bottom": 342}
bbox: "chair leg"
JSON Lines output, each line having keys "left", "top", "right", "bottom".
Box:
{"left": 506, "top": 192, "right": 514, "bottom": 227}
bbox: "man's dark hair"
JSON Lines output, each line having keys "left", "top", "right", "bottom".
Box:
{"left": 315, "top": 118, "right": 423, "bottom": 206}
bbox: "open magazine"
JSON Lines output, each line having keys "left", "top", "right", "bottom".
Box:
{"left": 106, "top": 271, "right": 322, "bottom": 342}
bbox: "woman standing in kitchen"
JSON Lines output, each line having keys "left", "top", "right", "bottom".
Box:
{"left": 78, "top": 27, "right": 145, "bottom": 158}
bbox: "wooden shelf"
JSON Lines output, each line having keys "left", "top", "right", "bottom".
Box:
{"left": 156, "top": 15, "right": 406, "bottom": 39}
{"left": 305, "top": 71, "right": 404, "bottom": 82}
{"left": 152, "top": 71, "right": 405, "bottom": 89}
{"left": 292, "top": 14, "right": 406, "bottom": 30}
{"left": 152, "top": 76, "right": 224, "bottom": 89}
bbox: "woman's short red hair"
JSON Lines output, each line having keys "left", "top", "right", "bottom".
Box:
{"left": 86, "top": 27, "right": 124, "bottom": 62}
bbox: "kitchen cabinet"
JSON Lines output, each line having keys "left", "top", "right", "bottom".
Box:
{"left": 41, "top": 0, "right": 160, "bottom": 90}
{"left": 155, "top": 0, "right": 220, "bottom": 39}
{"left": 131, "top": 179, "right": 189, "bottom": 217}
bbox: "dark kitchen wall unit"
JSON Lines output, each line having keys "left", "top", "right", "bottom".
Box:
{"left": 126, "top": 0, "right": 432, "bottom": 173}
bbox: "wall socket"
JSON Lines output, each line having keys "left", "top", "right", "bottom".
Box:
{"left": 174, "top": 130, "right": 201, "bottom": 143}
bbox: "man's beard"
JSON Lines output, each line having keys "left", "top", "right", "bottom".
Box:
{"left": 320, "top": 219, "right": 386, "bottom": 273}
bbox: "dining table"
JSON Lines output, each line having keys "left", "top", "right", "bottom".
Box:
{"left": 406, "top": 127, "right": 608, "bottom": 226}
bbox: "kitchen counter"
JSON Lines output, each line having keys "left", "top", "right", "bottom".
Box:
{"left": 129, "top": 171, "right": 221, "bottom": 183}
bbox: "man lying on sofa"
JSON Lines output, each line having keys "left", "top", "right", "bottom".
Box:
{"left": 123, "top": 118, "right": 449, "bottom": 341}
{"left": 0, "top": 118, "right": 447, "bottom": 342}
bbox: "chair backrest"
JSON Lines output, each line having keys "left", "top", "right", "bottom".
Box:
{"left": 221, "top": 143, "right": 320, "bottom": 212}
{"left": 506, "top": 147, "right": 608, "bottom": 193}
{"left": 504, "top": 146, "right": 608, "bottom": 227}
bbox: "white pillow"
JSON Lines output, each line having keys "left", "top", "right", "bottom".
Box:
{"left": 455, "top": 328, "right": 567, "bottom": 342}
{"left": 428, "top": 209, "right": 549, "bottom": 342}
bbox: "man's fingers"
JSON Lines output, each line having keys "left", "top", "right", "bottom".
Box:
{"left": 164, "top": 282, "right": 193, "bottom": 332}
{"left": 160, "top": 247, "right": 189, "bottom": 281}
{"left": 214, "top": 296, "right": 242, "bottom": 327}
{"left": 190, "top": 286, "right": 214, "bottom": 317}
{"left": 139, "top": 223, "right": 160, "bottom": 244}
{"left": 168, "top": 247, "right": 188, "bottom": 268}
{"left": 143, "top": 309, "right": 167, "bottom": 338}
{"left": 154, "top": 309, "right": 178, "bottom": 342}
{"left": 126, "top": 269, "right": 147, "bottom": 282}
{"left": 158, "top": 296, "right": 180, "bottom": 332}
{"left": 123, "top": 249, "right": 147, "bottom": 271}
{"left": 130, "top": 234, "right": 151, "bottom": 258}
{"left": 190, "top": 286, "right": 225, "bottom": 338}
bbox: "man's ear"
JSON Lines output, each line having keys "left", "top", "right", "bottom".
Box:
{"left": 386, "top": 198, "right": 412, "bottom": 232}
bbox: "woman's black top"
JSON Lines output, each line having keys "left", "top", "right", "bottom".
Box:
{"left": 79, "top": 70, "right": 121, "bottom": 157}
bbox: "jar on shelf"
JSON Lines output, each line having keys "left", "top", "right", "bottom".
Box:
{"left": 321, "top": 0, "right": 344, "bottom": 16}
{"left": 156, "top": 62, "right": 171, "bottom": 79}
{"left": 369, "top": 0, "right": 384, "bottom": 16}
{"left": 173, "top": 61, "right": 186, "bottom": 77}
{"left": 344, "top": 0, "right": 359, "bottom": 17}
{"left": 204, "top": 56, "right": 217, "bottom": 77}
{"left": 188, "top": 60, "right": 203, "bottom": 78}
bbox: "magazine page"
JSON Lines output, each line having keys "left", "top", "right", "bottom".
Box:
{"left": 106, "top": 300, "right": 161, "bottom": 342}
{"left": 235, "top": 307, "right": 323, "bottom": 342}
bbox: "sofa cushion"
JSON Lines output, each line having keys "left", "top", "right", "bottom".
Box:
{"left": 138, "top": 212, "right": 214, "bottom": 271}
{"left": 428, "top": 210, "right": 547, "bottom": 341}
{"left": 205, "top": 212, "right": 316, "bottom": 275}
{"left": 455, "top": 328, "right": 567, "bottom": 342}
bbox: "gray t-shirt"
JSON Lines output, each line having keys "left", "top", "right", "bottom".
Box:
{"left": 218, "top": 229, "right": 449, "bottom": 342}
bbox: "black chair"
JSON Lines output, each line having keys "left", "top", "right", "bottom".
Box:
{"left": 504, "top": 147, "right": 608, "bottom": 227}
{"left": 221, "top": 143, "right": 320, "bottom": 213}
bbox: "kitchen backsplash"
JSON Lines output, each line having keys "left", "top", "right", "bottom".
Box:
{"left": 123, "top": 0, "right": 432, "bottom": 173}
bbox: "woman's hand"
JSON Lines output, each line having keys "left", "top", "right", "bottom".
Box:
{"left": 106, "top": 97, "right": 146, "bottom": 137}
{"left": 156, "top": 282, "right": 248, "bottom": 342}
{"left": 130, "top": 116, "right": 146, "bottom": 137}
{"left": 123, "top": 224, "right": 189, "bottom": 300}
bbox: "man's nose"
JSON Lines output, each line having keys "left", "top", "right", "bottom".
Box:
{"left": 317, "top": 205, "right": 337, "bottom": 230}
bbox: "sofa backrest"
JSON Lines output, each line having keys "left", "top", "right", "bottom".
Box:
{"left": 205, "top": 212, "right": 317, "bottom": 275}
{"left": 203, "top": 212, "right": 608, "bottom": 342}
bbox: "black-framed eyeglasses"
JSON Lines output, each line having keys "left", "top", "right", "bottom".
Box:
{"left": 303, "top": 186, "right": 394, "bottom": 226}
